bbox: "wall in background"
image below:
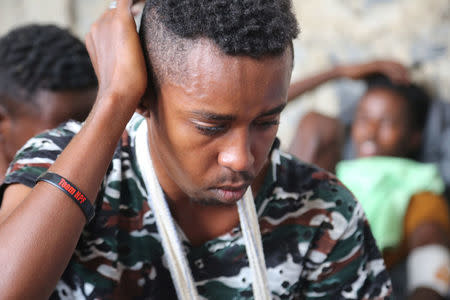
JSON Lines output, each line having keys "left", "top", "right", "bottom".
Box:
{"left": 0, "top": 0, "right": 106, "bottom": 38}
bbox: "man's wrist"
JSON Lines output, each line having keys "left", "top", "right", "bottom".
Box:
{"left": 36, "top": 172, "right": 95, "bottom": 223}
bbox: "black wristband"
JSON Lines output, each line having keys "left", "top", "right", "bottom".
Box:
{"left": 36, "top": 172, "right": 95, "bottom": 223}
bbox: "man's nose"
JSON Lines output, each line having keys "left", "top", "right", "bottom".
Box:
{"left": 218, "top": 129, "right": 255, "bottom": 173}
{"left": 364, "top": 120, "right": 379, "bottom": 140}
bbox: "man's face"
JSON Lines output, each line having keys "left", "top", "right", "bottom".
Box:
{"left": 0, "top": 88, "right": 96, "bottom": 162}
{"left": 147, "top": 41, "right": 292, "bottom": 206}
{"left": 351, "top": 88, "right": 416, "bottom": 158}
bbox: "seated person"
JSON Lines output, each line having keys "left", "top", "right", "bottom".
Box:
{"left": 0, "top": 24, "right": 97, "bottom": 183}
{"left": 292, "top": 72, "right": 450, "bottom": 299}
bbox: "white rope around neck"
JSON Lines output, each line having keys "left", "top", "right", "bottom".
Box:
{"left": 135, "top": 121, "right": 270, "bottom": 300}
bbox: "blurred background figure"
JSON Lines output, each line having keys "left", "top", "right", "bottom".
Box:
{"left": 289, "top": 65, "right": 450, "bottom": 299}
{"left": 0, "top": 24, "right": 97, "bottom": 182}
{"left": 336, "top": 75, "right": 450, "bottom": 300}
{"left": 289, "top": 60, "right": 450, "bottom": 199}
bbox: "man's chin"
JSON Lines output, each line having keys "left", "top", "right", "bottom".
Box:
{"left": 190, "top": 188, "right": 248, "bottom": 206}
{"left": 189, "top": 197, "right": 238, "bottom": 207}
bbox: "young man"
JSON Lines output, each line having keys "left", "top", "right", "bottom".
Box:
{"left": 290, "top": 68, "right": 449, "bottom": 299}
{"left": 0, "top": 1, "right": 392, "bottom": 299}
{"left": 338, "top": 76, "right": 450, "bottom": 300}
{"left": 0, "top": 24, "right": 97, "bottom": 182}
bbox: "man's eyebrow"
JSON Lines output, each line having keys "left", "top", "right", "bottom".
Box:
{"left": 190, "top": 103, "right": 286, "bottom": 121}
{"left": 257, "top": 103, "right": 286, "bottom": 117}
{"left": 190, "top": 111, "right": 235, "bottom": 121}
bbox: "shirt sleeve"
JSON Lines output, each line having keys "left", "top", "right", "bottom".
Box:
{"left": 404, "top": 191, "right": 450, "bottom": 238}
{"left": 300, "top": 196, "right": 393, "bottom": 299}
{"left": 0, "top": 121, "right": 80, "bottom": 205}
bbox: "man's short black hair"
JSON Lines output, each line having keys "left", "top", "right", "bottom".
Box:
{"left": 364, "top": 74, "right": 431, "bottom": 133}
{"left": 0, "top": 24, "right": 97, "bottom": 113}
{"left": 139, "top": 0, "right": 299, "bottom": 86}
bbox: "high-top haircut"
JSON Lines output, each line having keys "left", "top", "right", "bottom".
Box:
{"left": 139, "top": 0, "right": 299, "bottom": 87}
{"left": 0, "top": 24, "right": 97, "bottom": 115}
{"left": 364, "top": 74, "right": 431, "bottom": 133}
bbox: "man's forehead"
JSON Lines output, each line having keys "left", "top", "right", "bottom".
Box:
{"left": 175, "top": 39, "right": 293, "bottom": 88}
{"left": 152, "top": 37, "right": 293, "bottom": 120}
{"left": 185, "top": 39, "right": 293, "bottom": 67}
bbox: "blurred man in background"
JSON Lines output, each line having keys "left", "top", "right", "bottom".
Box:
{"left": 0, "top": 24, "right": 97, "bottom": 182}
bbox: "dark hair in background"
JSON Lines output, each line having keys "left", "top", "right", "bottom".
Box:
{"left": 0, "top": 24, "right": 97, "bottom": 112}
{"left": 364, "top": 74, "right": 431, "bottom": 133}
{"left": 139, "top": 0, "right": 299, "bottom": 86}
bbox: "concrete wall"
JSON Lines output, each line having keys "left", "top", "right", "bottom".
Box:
{"left": 0, "top": 0, "right": 107, "bottom": 38}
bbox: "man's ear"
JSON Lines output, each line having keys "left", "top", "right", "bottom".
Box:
{"left": 136, "top": 76, "right": 159, "bottom": 118}
{"left": 0, "top": 105, "right": 11, "bottom": 140}
{"left": 136, "top": 94, "right": 154, "bottom": 118}
{"left": 0, "top": 105, "right": 12, "bottom": 162}
{"left": 136, "top": 98, "right": 150, "bottom": 117}
{"left": 0, "top": 106, "right": 10, "bottom": 179}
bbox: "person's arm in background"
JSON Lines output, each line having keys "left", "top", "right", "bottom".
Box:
{"left": 289, "top": 112, "right": 344, "bottom": 172}
{"left": 0, "top": 0, "right": 148, "bottom": 298}
{"left": 287, "top": 60, "right": 410, "bottom": 102}
{"left": 404, "top": 192, "right": 450, "bottom": 300}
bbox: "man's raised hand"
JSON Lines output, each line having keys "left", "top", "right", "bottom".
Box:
{"left": 85, "top": 0, "right": 147, "bottom": 107}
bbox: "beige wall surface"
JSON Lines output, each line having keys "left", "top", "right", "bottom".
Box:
{"left": 0, "top": 0, "right": 107, "bottom": 38}
{"left": 0, "top": 0, "right": 449, "bottom": 145}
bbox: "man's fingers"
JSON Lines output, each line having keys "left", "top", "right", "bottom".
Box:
{"left": 131, "top": 1, "right": 145, "bottom": 17}
{"left": 387, "top": 66, "right": 410, "bottom": 84}
{"left": 117, "top": 0, "right": 133, "bottom": 13}
{"left": 377, "top": 61, "right": 410, "bottom": 84}
{"left": 85, "top": 33, "right": 99, "bottom": 78}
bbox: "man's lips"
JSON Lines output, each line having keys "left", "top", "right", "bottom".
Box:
{"left": 210, "top": 184, "right": 250, "bottom": 202}
{"left": 215, "top": 184, "right": 249, "bottom": 191}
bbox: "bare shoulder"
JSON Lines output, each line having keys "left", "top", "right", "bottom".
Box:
{"left": 0, "top": 184, "right": 32, "bottom": 223}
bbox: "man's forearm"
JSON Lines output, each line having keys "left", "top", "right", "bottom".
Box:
{"left": 287, "top": 60, "right": 410, "bottom": 103}
{"left": 0, "top": 0, "right": 148, "bottom": 295}
{"left": 49, "top": 94, "right": 137, "bottom": 200}
{"left": 408, "top": 287, "right": 446, "bottom": 300}
{"left": 287, "top": 67, "right": 339, "bottom": 102}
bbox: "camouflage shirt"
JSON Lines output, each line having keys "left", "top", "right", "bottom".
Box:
{"left": 2, "top": 117, "right": 392, "bottom": 299}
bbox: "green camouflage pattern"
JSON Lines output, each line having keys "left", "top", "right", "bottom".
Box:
{"left": 2, "top": 116, "right": 392, "bottom": 299}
